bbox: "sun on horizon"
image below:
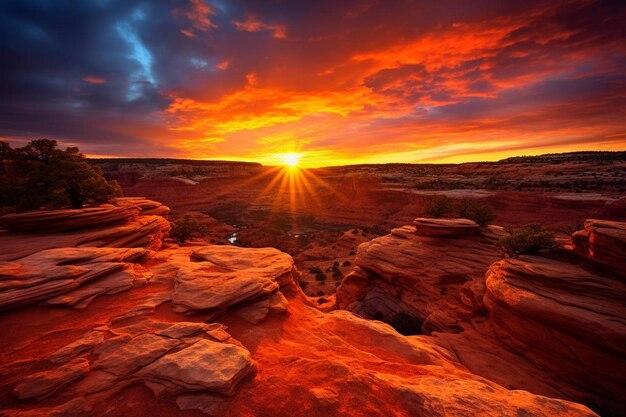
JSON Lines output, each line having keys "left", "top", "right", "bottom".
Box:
{"left": 279, "top": 152, "right": 302, "bottom": 167}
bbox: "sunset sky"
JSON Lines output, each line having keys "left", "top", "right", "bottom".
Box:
{"left": 1, "top": 0, "right": 625, "bottom": 166}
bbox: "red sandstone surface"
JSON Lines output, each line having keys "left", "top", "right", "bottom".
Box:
{"left": 0, "top": 159, "right": 625, "bottom": 416}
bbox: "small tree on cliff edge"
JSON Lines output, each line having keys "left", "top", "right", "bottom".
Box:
{"left": 0, "top": 139, "right": 122, "bottom": 210}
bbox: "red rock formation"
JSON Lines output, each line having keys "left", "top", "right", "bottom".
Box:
{"left": 155, "top": 245, "right": 295, "bottom": 322}
{"left": 337, "top": 221, "right": 501, "bottom": 333}
{"left": 0, "top": 247, "right": 148, "bottom": 310}
{"left": 413, "top": 217, "right": 480, "bottom": 236}
{"left": 481, "top": 256, "right": 626, "bottom": 415}
{"left": 0, "top": 212, "right": 170, "bottom": 261}
{"left": 0, "top": 205, "right": 140, "bottom": 232}
{"left": 114, "top": 197, "right": 170, "bottom": 217}
{"left": 338, "top": 217, "right": 626, "bottom": 416}
{"left": 0, "top": 203, "right": 617, "bottom": 417}
{"left": 571, "top": 219, "right": 626, "bottom": 276}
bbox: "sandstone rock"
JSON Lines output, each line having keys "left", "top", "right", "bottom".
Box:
{"left": 114, "top": 197, "right": 170, "bottom": 216}
{"left": 571, "top": 219, "right": 626, "bottom": 277}
{"left": 0, "top": 247, "right": 146, "bottom": 310}
{"left": 337, "top": 225, "right": 501, "bottom": 333}
{"left": 93, "top": 333, "right": 180, "bottom": 375}
{"left": 0, "top": 205, "right": 140, "bottom": 233}
{"left": 483, "top": 256, "right": 626, "bottom": 415}
{"left": 49, "top": 331, "right": 105, "bottom": 364}
{"left": 413, "top": 217, "right": 480, "bottom": 237}
{"left": 170, "top": 246, "right": 295, "bottom": 317}
{"left": 137, "top": 339, "right": 255, "bottom": 396}
{"left": 44, "top": 268, "right": 135, "bottom": 309}
{"left": 13, "top": 358, "right": 90, "bottom": 400}
{"left": 0, "top": 215, "right": 170, "bottom": 261}
{"left": 0, "top": 398, "right": 92, "bottom": 417}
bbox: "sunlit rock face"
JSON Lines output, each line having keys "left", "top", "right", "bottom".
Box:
{"left": 336, "top": 219, "right": 502, "bottom": 334}
{"left": 160, "top": 245, "right": 296, "bottom": 322}
{"left": 483, "top": 256, "right": 626, "bottom": 416}
{"left": 338, "top": 218, "right": 626, "bottom": 417}
{"left": 0, "top": 199, "right": 170, "bottom": 261}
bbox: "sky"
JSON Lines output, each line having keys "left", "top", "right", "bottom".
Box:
{"left": 1, "top": 0, "right": 625, "bottom": 167}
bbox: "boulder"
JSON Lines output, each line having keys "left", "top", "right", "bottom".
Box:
{"left": 170, "top": 246, "right": 296, "bottom": 320}
{"left": 137, "top": 339, "right": 255, "bottom": 396}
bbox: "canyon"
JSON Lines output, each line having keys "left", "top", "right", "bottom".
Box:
{"left": 0, "top": 193, "right": 624, "bottom": 416}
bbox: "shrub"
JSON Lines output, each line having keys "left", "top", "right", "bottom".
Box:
{"left": 314, "top": 272, "right": 327, "bottom": 281}
{"left": 170, "top": 215, "right": 208, "bottom": 243}
{"left": 497, "top": 224, "right": 555, "bottom": 256}
{"left": 458, "top": 199, "right": 495, "bottom": 226}
{"left": 309, "top": 266, "right": 323, "bottom": 274}
{"left": 426, "top": 195, "right": 454, "bottom": 218}
{"left": 0, "top": 139, "right": 121, "bottom": 210}
{"left": 341, "top": 260, "right": 351, "bottom": 267}
{"left": 332, "top": 270, "right": 344, "bottom": 279}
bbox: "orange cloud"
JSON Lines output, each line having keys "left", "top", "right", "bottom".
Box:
{"left": 83, "top": 76, "right": 106, "bottom": 84}
{"left": 233, "top": 16, "right": 287, "bottom": 39}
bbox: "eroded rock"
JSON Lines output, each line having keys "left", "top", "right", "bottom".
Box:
{"left": 0, "top": 247, "right": 147, "bottom": 310}
{"left": 571, "top": 219, "right": 626, "bottom": 277}
{"left": 414, "top": 217, "right": 480, "bottom": 237}
{"left": 337, "top": 224, "right": 501, "bottom": 333}
{"left": 0, "top": 205, "right": 140, "bottom": 233}
{"left": 14, "top": 358, "right": 90, "bottom": 400}
{"left": 169, "top": 246, "right": 296, "bottom": 321}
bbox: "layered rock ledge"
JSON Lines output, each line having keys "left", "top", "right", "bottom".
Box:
{"left": 152, "top": 245, "right": 295, "bottom": 323}
{"left": 571, "top": 219, "right": 626, "bottom": 276}
{"left": 337, "top": 219, "right": 501, "bottom": 333}
{"left": 338, "top": 217, "right": 626, "bottom": 417}
{"left": 0, "top": 205, "right": 140, "bottom": 233}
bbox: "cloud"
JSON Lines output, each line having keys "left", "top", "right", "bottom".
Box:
{"left": 0, "top": 0, "right": 624, "bottom": 165}
{"left": 232, "top": 16, "right": 287, "bottom": 39}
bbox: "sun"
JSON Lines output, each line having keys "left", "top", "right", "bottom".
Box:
{"left": 280, "top": 152, "right": 301, "bottom": 167}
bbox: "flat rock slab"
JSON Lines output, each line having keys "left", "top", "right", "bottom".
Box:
{"left": 12, "top": 318, "right": 255, "bottom": 415}
{"left": 138, "top": 339, "right": 255, "bottom": 396}
{"left": 170, "top": 246, "right": 295, "bottom": 317}
{"left": 14, "top": 358, "right": 90, "bottom": 400}
{"left": 414, "top": 217, "right": 480, "bottom": 237}
{"left": 93, "top": 333, "right": 181, "bottom": 376}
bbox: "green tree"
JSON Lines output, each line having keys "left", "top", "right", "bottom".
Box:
{"left": 0, "top": 139, "right": 122, "bottom": 210}
{"left": 170, "top": 215, "right": 208, "bottom": 243}
{"left": 497, "top": 224, "right": 555, "bottom": 257}
{"left": 426, "top": 195, "right": 454, "bottom": 218}
{"left": 458, "top": 199, "right": 495, "bottom": 226}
